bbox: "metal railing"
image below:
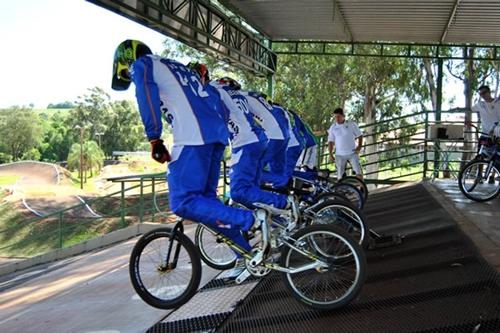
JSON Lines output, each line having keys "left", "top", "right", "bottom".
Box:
{"left": 316, "top": 108, "right": 480, "bottom": 184}
{"left": 1, "top": 108, "right": 480, "bottom": 259}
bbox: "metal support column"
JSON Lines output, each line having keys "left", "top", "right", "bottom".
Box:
{"left": 423, "top": 111, "right": 429, "bottom": 179}
{"left": 267, "top": 41, "right": 274, "bottom": 98}
{"left": 267, "top": 73, "right": 274, "bottom": 100}
{"left": 436, "top": 58, "right": 443, "bottom": 121}
{"left": 139, "top": 178, "right": 144, "bottom": 223}
{"left": 120, "top": 181, "right": 126, "bottom": 227}
{"left": 434, "top": 58, "right": 444, "bottom": 178}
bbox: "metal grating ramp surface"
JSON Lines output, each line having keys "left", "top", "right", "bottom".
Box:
{"left": 217, "top": 184, "right": 500, "bottom": 333}
{"left": 147, "top": 184, "right": 500, "bottom": 332}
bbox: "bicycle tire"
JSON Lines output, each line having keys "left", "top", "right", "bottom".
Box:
{"left": 339, "top": 176, "right": 369, "bottom": 202}
{"left": 280, "top": 224, "right": 366, "bottom": 310}
{"left": 195, "top": 224, "right": 237, "bottom": 270}
{"left": 322, "top": 183, "right": 364, "bottom": 210}
{"left": 129, "top": 227, "right": 201, "bottom": 309}
{"left": 306, "top": 198, "right": 369, "bottom": 248}
{"left": 458, "top": 160, "right": 500, "bottom": 202}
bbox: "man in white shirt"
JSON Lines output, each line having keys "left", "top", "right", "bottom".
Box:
{"left": 328, "top": 108, "right": 364, "bottom": 180}
{"left": 471, "top": 85, "right": 500, "bottom": 135}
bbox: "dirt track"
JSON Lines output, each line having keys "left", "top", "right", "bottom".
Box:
{"left": 0, "top": 161, "right": 100, "bottom": 218}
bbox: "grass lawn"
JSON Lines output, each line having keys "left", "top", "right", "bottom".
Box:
{"left": 0, "top": 175, "right": 20, "bottom": 186}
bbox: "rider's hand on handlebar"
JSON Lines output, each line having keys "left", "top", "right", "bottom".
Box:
{"left": 150, "top": 139, "right": 171, "bottom": 164}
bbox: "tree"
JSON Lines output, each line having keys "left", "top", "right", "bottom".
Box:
{"left": 446, "top": 47, "right": 498, "bottom": 164}
{"left": 67, "top": 140, "right": 105, "bottom": 181}
{"left": 0, "top": 107, "right": 43, "bottom": 161}
{"left": 68, "top": 87, "right": 111, "bottom": 146}
{"left": 47, "top": 101, "right": 75, "bottom": 109}
{"left": 347, "top": 52, "right": 426, "bottom": 179}
{"left": 100, "top": 100, "right": 145, "bottom": 156}
{"left": 39, "top": 113, "right": 73, "bottom": 162}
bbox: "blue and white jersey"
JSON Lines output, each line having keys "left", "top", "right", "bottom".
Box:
{"left": 243, "top": 91, "right": 284, "bottom": 140}
{"left": 131, "top": 55, "right": 229, "bottom": 146}
{"left": 284, "top": 110, "right": 302, "bottom": 148}
{"left": 210, "top": 82, "right": 267, "bottom": 148}
{"left": 288, "top": 110, "right": 317, "bottom": 148}
{"left": 271, "top": 104, "right": 291, "bottom": 142}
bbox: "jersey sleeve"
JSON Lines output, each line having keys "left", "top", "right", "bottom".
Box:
{"left": 131, "top": 56, "right": 163, "bottom": 141}
{"left": 216, "top": 86, "right": 239, "bottom": 114}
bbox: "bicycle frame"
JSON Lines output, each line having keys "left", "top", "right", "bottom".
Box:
{"left": 200, "top": 222, "right": 329, "bottom": 275}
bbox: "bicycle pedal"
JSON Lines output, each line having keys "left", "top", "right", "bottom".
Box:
{"left": 235, "top": 269, "right": 251, "bottom": 284}
{"left": 368, "top": 234, "right": 403, "bottom": 250}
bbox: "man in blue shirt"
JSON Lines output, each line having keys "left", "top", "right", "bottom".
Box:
{"left": 111, "top": 40, "right": 267, "bottom": 271}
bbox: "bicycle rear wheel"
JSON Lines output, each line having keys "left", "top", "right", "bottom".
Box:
{"left": 195, "top": 224, "right": 237, "bottom": 270}
{"left": 129, "top": 227, "right": 201, "bottom": 309}
{"left": 280, "top": 225, "right": 366, "bottom": 310}
{"left": 458, "top": 160, "right": 500, "bottom": 202}
{"left": 307, "top": 199, "right": 369, "bottom": 248}
{"left": 339, "top": 176, "right": 369, "bottom": 202}
{"left": 329, "top": 183, "right": 364, "bottom": 210}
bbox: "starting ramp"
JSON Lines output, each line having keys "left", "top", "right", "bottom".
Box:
{"left": 147, "top": 183, "right": 500, "bottom": 333}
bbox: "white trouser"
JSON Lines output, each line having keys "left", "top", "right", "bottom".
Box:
{"left": 335, "top": 153, "right": 362, "bottom": 179}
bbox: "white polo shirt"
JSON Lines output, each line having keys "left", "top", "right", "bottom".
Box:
{"left": 472, "top": 98, "right": 500, "bottom": 133}
{"left": 328, "top": 121, "right": 362, "bottom": 156}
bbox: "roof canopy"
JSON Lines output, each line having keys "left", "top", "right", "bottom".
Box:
{"left": 88, "top": 0, "right": 500, "bottom": 76}
{"left": 221, "top": 0, "right": 500, "bottom": 44}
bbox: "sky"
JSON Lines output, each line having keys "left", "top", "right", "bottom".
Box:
{"left": 0, "top": 0, "right": 468, "bottom": 111}
{"left": 0, "top": 0, "right": 168, "bottom": 108}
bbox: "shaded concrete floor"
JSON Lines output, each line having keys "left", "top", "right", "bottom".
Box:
{"left": 0, "top": 225, "right": 219, "bottom": 333}
{"left": 427, "top": 179, "right": 500, "bottom": 271}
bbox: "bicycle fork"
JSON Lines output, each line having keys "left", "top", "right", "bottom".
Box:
{"left": 160, "top": 220, "right": 184, "bottom": 272}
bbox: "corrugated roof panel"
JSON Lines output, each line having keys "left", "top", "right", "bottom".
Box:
{"left": 222, "top": 0, "right": 500, "bottom": 44}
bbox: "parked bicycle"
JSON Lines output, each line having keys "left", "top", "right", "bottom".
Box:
{"left": 458, "top": 124, "right": 500, "bottom": 202}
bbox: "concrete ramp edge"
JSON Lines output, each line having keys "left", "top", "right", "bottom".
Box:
{"left": 0, "top": 223, "right": 162, "bottom": 276}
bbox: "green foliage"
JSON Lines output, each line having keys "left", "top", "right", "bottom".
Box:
{"left": 67, "top": 87, "right": 146, "bottom": 157}
{"left": 47, "top": 101, "right": 75, "bottom": 109}
{"left": 67, "top": 140, "right": 105, "bottom": 176}
{"left": 102, "top": 100, "right": 145, "bottom": 155}
{"left": 39, "top": 112, "right": 73, "bottom": 161}
{"left": 0, "top": 107, "right": 43, "bottom": 161}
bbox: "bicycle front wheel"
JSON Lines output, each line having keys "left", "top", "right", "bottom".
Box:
{"left": 280, "top": 225, "right": 366, "bottom": 310}
{"left": 129, "top": 227, "right": 201, "bottom": 309}
{"left": 458, "top": 160, "right": 500, "bottom": 202}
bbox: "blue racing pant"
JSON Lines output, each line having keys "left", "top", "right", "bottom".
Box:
{"left": 230, "top": 141, "right": 288, "bottom": 209}
{"left": 260, "top": 138, "right": 289, "bottom": 187}
{"left": 285, "top": 145, "right": 303, "bottom": 180}
{"left": 167, "top": 143, "right": 254, "bottom": 254}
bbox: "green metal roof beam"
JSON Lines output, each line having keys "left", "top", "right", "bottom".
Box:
{"left": 87, "top": 0, "right": 277, "bottom": 76}
{"left": 273, "top": 40, "right": 499, "bottom": 60}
